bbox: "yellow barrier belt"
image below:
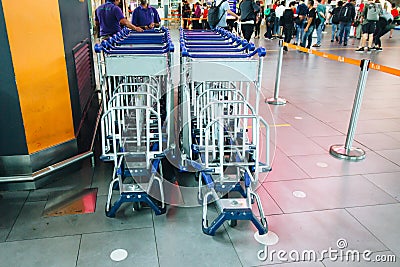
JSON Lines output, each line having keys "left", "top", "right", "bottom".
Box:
{"left": 283, "top": 42, "right": 400, "bottom": 77}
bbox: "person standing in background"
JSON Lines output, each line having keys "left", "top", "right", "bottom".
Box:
{"left": 239, "top": 0, "right": 260, "bottom": 42}
{"left": 281, "top": 1, "right": 296, "bottom": 50}
{"left": 182, "top": 0, "right": 191, "bottom": 29}
{"left": 313, "top": 0, "right": 326, "bottom": 47}
{"left": 131, "top": 0, "right": 161, "bottom": 30}
{"left": 338, "top": 0, "right": 356, "bottom": 46}
{"left": 329, "top": 0, "right": 343, "bottom": 42}
{"left": 301, "top": 0, "right": 316, "bottom": 48}
{"left": 95, "top": 0, "right": 143, "bottom": 40}
{"left": 389, "top": 2, "right": 398, "bottom": 38}
{"left": 274, "top": 1, "right": 286, "bottom": 37}
{"left": 294, "top": 0, "right": 308, "bottom": 45}
{"left": 254, "top": 1, "right": 263, "bottom": 38}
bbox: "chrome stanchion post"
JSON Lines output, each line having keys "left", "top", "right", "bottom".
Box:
{"left": 266, "top": 39, "right": 286, "bottom": 105}
{"left": 330, "top": 59, "right": 370, "bottom": 161}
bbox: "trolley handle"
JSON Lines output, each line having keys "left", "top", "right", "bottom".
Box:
{"left": 180, "top": 46, "right": 266, "bottom": 58}
{"left": 180, "top": 41, "right": 255, "bottom": 52}
{"left": 94, "top": 43, "right": 174, "bottom": 54}
{"left": 101, "top": 39, "right": 171, "bottom": 51}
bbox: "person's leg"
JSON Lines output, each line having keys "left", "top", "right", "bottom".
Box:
{"left": 242, "top": 24, "right": 254, "bottom": 42}
{"left": 343, "top": 22, "right": 351, "bottom": 45}
{"left": 307, "top": 26, "right": 315, "bottom": 48}
{"left": 316, "top": 23, "right": 323, "bottom": 45}
{"left": 331, "top": 24, "right": 337, "bottom": 41}
{"left": 338, "top": 22, "right": 345, "bottom": 44}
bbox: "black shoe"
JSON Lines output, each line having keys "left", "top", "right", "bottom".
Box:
{"left": 335, "top": 36, "right": 339, "bottom": 42}
{"left": 331, "top": 39, "right": 334, "bottom": 42}
{"left": 375, "top": 47, "right": 383, "bottom": 51}
{"left": 283, "top": 46, "right": 288, "bottom": 51}
{"left": 367, "top": 47, "right": 372, "bottom": 53}
{"left": 343, "top": 43, "right": 347, "bottom": 46}
{"left": 355, "top": 47, "right": 364, "bottom": 52}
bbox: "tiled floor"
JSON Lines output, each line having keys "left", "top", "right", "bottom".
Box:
{"left": 1, "top": 28, "right": 399, "bottom": 266}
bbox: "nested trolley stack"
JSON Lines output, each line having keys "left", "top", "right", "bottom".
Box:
{"left": 95, "top": 27, "right": 174, "bottom": 217}
{"left": 179, "top": 28, "right": 271, "bottom": 236}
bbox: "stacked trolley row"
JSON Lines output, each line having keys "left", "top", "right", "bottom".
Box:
{"left": 179, "top": 28, "right": 272, "bottom": 236}
{"left": 95, "top": 27, "right": 174, "bottom": 217}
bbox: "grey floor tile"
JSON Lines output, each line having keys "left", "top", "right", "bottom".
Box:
{"left": 265, "top": 176, "right": 397, "bottom": 213}
{"left": 347, "top": 203, "right": 400, "bottom": 258}
{"left": 363, "top": 172, "right": 400, "bottom": 201}
{"left": 282, "top": 114, "right": 342, "bottom": 137}
{"left": 355, "top": 133, "right": 400, "bottom": 151}
{"left": 376, "top": 149, "right": 400, "bottom": 166}
{"left": 386, "top": 132, "right": 400, "bottom": 143}
{"left": 227, "top": 209, "right": 386, "bottom": 266}
{"left": 274, "top": 127, "right": 326, "bottom": 156}
{"left": 77, "top": 228, "right": 158, "bottom": 267}
{"left": 0, "top": 228, "right": 9, "bottom": 242}
{"left": 7, "top": 195, "right": 153, "bottom": 241}
{"left": 322, "top": 250, "right": 399, "bottom": 267}
{"left": 0, "top": 191, "right": 28, "bottom": 229}
{"left": 264, "top": 149, "right": 310, "bottom": 182}
{"left": 289, "top": 152, "right": 400, "bottom": 178}
{"left": 0, "top": 235, "right": 80, "bottom": 267}
{"left": 254, "top": 185, "right": 283, "bottom": 216}
{"left": 329, "top": 119, "right": 400, "bottom": 135}
{"left": 154, "top": 206, "right": 241, "bottom": 267}
{"left": 90, "top": 161, "right": 114, "bottom": 196}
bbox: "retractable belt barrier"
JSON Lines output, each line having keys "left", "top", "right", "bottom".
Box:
{"left": 95, "top": 27, "right": 175, "bottom": 218}
{"left": 284, "top": 42, "right": 400, "bottom": 77}
{"left": 267, "top": 40, "right": 400, "bottom": 162}
{"left": 179, "top": 27, "right": 271, "bottom": 237}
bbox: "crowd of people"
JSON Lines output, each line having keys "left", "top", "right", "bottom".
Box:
{"left": 94, "top": 0, "right": 399, "bottom": 52}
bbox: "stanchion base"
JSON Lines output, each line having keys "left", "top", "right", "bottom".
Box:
{"left": 265, "top": 97, "right": 287, "bottom": 105}
{"left": 329, "top": 145, "right": 366, "bottom": 161}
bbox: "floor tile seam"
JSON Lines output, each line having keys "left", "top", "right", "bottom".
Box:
{"left": 222, "top": 223, "right": 245, "bottom": 267}
{"left": 263, "top": 174, "right": 369, "bottom": 184}
{"left": 282, "top": 168, "right": 400, "bottom": 180}
{"left": 151, "top": 212, "right": 161, "bottom": 267}
{"left": 282, "top": 202, "right": 400, "bottom": 214}
{"left": 5, "top": 192, "right": 29, "bottom": 241}
{"left": 343, "top": 208, "right": 391, "bottom": 252}
{"left": 75, "top": 234, "right": 82, "bottom": 267}
{"left": 266, "top": 204, "right": 400, "bottom": 217}
{"left": 6, "top": 227, "right": 154, "bottom": 243}
{"left": 357, "top": 174, "right": 400, "bottom": 203}
{"left": 260, "top": 183, "right": 284, "bottom": 215}
{"left": 374, "top": 150, "right": 400, "bottom": 168}
{"left": 4, "top": 233, "right": 83, "bottom": 244}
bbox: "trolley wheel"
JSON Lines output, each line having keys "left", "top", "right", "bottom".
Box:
{"left": 133, "top": 202, "right": 142, "bottom": 211}
{"left": 105, "top": 204, "right": 115, "bottom": 218}
{"left": 228, "top": 219, "right": 237, "bottom": 227}
{"left": 261, "top": 217, "right": 268, "bottom": 231}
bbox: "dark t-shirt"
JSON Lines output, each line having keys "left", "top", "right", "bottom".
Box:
{"left": 95, "top": 2, "right": 124, "bottom": 36}
{"left": 281, "top": 8, "right": 294, "bottom": 25}
{"left": 308, "top": 7, "right": 317, "bottom": 26}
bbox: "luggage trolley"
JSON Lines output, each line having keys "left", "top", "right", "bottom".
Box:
{"left": 95, "top": 28, "right": 174, "bottom": 217}
{"left": 179, "top": 29, "right": 271, "bottom": 236}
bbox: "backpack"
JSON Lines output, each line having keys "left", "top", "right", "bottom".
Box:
{"left": 266, "top": 10, "right": 276, "bottom": 23}
{"left": 366, "top": 3, "right": 379, "bottom": 21}
{"left": 339, "top": 5, "right": 352, "bottom": 22}
{"left": 208, "top": 0, "right": 227, "bottom": 28}
{"left": 331, "top": 6, "right": 341, "bottom": 24}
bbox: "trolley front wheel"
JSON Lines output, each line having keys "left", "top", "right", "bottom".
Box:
{"left": 228, "top": 219, "right": 237, "bottom": 227}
